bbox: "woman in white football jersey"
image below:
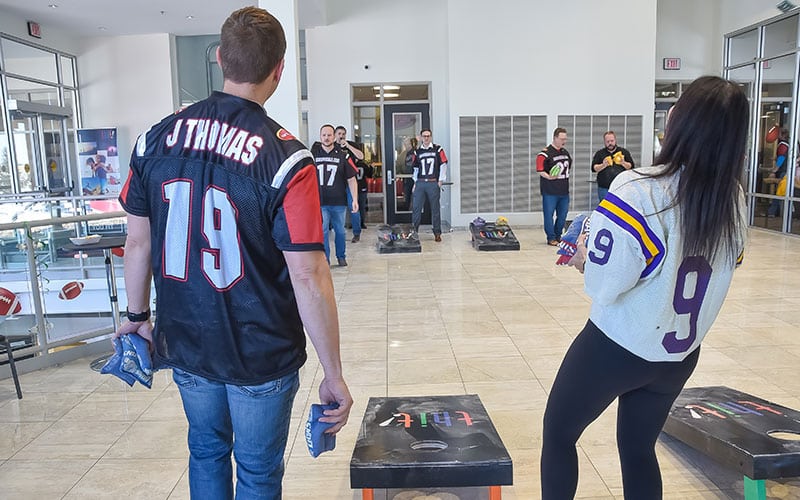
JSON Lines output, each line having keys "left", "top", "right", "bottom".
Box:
{"left": 541, "top": 75, "right": 749, "bottom": 500}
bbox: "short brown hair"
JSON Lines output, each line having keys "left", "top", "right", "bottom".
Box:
{"left": 219, "top": 7, "right": 286, "bottom": 84}
{"left": 553, "top": 127, "right": 567, "bottom": 138}
{"left": 603, "top": 130, "right": 616, "bottom": 139}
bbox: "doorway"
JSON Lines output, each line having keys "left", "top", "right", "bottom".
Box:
{"left": 383, "top": 103, "right": 430, "bottom": 224}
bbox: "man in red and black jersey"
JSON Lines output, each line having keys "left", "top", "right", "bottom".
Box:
{"left": 536, "top": 127, "right": 572, "bottom": 246}
{"left": 117, "top": 7, "right": 352, "bottom": 498}
{"left": 311, "top": 125, "right": 358, "bottom": 266}
{"left": 410, "top": 128, "right": 448, "bottom": 241}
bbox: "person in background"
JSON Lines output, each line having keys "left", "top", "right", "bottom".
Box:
{"left": 312, "top": 124, "right": 358, "bottom": 265}
{"left": 541, "top": 76, "right": 749, "bottom": 500}
{"left": 410, "top": 129, "right": 447, "bottom": 242}
{"left": 116, "top": 8, "right": 352, "bottom": 499}
{"left": 536, "top": 128, "right": 572, "bottom": 246}
{"left": 334, "top": 125, "right": 368, "bottom": 240}
{"left": 591, "top": 130, "right": 635, "bottom": 203}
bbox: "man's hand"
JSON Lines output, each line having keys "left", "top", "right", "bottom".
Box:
{"left": 115, "top": 319, "right": 154, "bottom": 349}
{"left": 351, "top": 200, "right": 359, "bottom": 213}
{"left": 318, "top": 376, "right": 353, "bottom": 434}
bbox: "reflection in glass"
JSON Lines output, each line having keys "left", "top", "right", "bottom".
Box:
{"left": 764, "top": 15, "right": 798, "bottom": 58}
{"left": 728, "top": 29, "right": 759, "bottom": 65}
{"left": 392, "top": 112, "right": 421, "bottom": 213}
{"left": 11, "top": 116, "right": 40, "bottom": 192}
{"left": 1, "top": 38, "right": 58, "bottom": 83}
{"left": 6, "top": 77, "right": 59, "bottom": 105}
{"left": 60, "top": 55, "right": 76, "bottom": 87}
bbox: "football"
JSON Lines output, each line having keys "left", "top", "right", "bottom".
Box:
{"left": 58, "top": 281, "right": 85, "bottom": 300}
{"left": 766, "top": 125, "right": 780, "bottom": 143}
{"left": 549, "top": 164, "right": 563, "bottom": 177}
{"left": 0, "top": 287, "right": 21, "bottom": 316}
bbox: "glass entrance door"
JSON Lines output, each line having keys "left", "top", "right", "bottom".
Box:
{"left": 9, "top": 112, "right": 71, "bottom": 194}
{"left": 383, "top": 103, "right": 430, "bottom": 224}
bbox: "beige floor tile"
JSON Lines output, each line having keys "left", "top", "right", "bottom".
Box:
{"left": 64, "top": 458, "right": 186, "bottom": 499}
{"left": 13, "top": 419, "right": 129, "bottom": 459}
{"left": 103, "top": 419, "right": 188, "bottom": 459}
{"left": 457, "top": 356, "right": 535, "bottom": 382}
{"left": 388, "top": 357, "right": 461, "bottom": 385}
{"left": 0, "top": 459, "right": 96, "bottom": 498}
{"left": 0, "top": 421, "right": 52, "bottom": 459}
{"left": 0, "top": 391, "right": 87, "bottom": 422}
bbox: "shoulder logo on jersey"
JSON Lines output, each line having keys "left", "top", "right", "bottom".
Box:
{"left": 276, "top": 128, "right": 296, "bottom": 141}
{"left": 596, "top": 192, "right": 665, "bottom": 277}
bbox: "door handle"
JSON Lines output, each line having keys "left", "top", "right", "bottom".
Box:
{"left": 386, "top": 170, "right": 393, "bottom": 185}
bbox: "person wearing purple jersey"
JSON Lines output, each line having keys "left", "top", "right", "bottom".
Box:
{"left": 541, "top": 76, "right": 748, "bottom": 500}
{"left": 311, "top": 124, "right": 358, "bottom": 266}
{"left": 117, "top": 7, "right": 352, "bottom": 499}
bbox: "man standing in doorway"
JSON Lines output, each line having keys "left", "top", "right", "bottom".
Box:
{"left": 116, "top": 7, "right": 352, "bottom": 499}
{"left": 537, "top": 127, "right": 572, "bottom": 246}
{"left": 411, "top": 128, "right": 448, "bottom": 242}
{"left": 591, "top": 130, "right": 635, "bottom": 203}
{"left": 312, "top": 124, "right": 358, "bottom": 265}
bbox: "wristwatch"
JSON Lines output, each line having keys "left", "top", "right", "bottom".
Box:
{"left": 126, "top": 308, "right": 151, "bottom": 322}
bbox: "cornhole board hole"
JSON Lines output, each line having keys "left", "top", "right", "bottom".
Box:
{"left": 351, "top": 394, "right": 512, "bottom": 499}
{"left": 377, "top": 224, "right": 421, "bottom": 254}
{"left": 469, "top": 223, "right": 520, "bottom": 251}
{"left": 663, "top": 386, "right": 800, "bottom": 500}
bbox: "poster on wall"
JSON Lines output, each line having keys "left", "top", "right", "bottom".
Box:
{"left": 77, "top": 128, "right": 120, "bottom": 196}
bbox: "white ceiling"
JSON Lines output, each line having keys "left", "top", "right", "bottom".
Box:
{"left": 0, "top": 0, "right": 326, "bottom": 38}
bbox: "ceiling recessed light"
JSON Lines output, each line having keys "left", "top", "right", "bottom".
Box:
{"left": 98, "top": 26, "right": 107, "bottom": 31}
{"left": 48, "top": 3, "right": 58, "bottom": 8}
{"left": 186, "top": 15, "right": 194, "bottom": 20}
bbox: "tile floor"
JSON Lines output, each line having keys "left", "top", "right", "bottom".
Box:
{"left": 1, "top": 226, "right": 800, "bottom": 499}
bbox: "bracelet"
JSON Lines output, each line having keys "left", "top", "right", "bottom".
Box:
{"left": 126, "top": 308, "right": 151, "bottom": 322}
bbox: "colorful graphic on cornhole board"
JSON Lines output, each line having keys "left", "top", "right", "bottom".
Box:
{"left": 350, "top": 394, "right": 512, "bottom": 496}
{"left": 376, "top": 224, "right": 421, "bottom": 254}
{"left": 469, "top": 223, "right": 520, "bottom": 251}
{"left": 663, "top": 386, "right": 800, "bottom": 499}
{"left": 78, "top": 128, "right": 120, "bottom": 196}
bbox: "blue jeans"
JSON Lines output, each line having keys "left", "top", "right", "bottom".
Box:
{"left": 542, "top": 193, "right": 570, "bottom": 242}
{"left": 321, "top": 205, "right": 347, "bottom": 261}
{"left": 173, "top": 368, "right": 300, "bottom": 500}
{"left": 597, "top": 187, "right": 609, "bottom": 204}
{"left": 347, "top": 190, "right": 361, "bottom": 236}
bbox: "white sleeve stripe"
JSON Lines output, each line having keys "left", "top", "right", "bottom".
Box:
{"left": 271, "top": 149, "right": 314, "bottom": 189}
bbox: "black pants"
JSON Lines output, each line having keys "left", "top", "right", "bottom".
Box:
{"left": 541, "top": 320, "right": 699, "bottom": 500}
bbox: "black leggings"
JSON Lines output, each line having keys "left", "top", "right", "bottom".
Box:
{"left": 541, "top": 320, "right": 699, "bottom": 500}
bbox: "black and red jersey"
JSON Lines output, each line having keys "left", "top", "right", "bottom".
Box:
{"left": 412, "top": 144, "right": 448, "bottom": 181}
{"left": 119, "top": 91, "right": 323, "bottom": 385}
{"left": 310, "top": 142, "right": 357, "bottom": 206}
{"left": 536, "top": 144, "right": 572, "bottom": 196}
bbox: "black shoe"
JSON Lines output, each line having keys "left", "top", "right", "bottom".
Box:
{"left": 351, "top": 234, "right": 360, "bottom": 243}
{"left": 337, "top": 258, "right": 348, "bottom": 267}
{"left": 361, "top": 224, "right": 367, "bottom": 229}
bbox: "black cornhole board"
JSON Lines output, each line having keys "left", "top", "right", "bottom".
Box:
{"left": 663, "top": 386, "right": 800, "bottom": 499}
{"left": 376, "top": 224, "right": 421, "bottom": 254}
{"left": 350, "top": 395, "right": 513, "bottom": 496}
{"left": 469, "top": 223, "right": 520, "bottom": 251}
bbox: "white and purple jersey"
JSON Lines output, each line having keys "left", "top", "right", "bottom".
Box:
{"left": 584, "top": 166, "right": 746, "bottom": 362}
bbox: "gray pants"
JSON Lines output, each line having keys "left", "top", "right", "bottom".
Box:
{"left": 412, "top": 181, "right": 442, "bottom": 235}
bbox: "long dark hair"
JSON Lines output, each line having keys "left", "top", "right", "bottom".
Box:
{"left": 652, "top": 75, "right": 749, "bottom": 265}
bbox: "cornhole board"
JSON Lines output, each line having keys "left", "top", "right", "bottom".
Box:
{"left": 469, "top": 223, "right": 520, "bottom": 251}
{"left": 663, "top": 386, "right": 800, "bottom": 500}
{"left": 350, "top": 394, "right": 513, "bottom": 499}
{"left": 376, "top": 224, "right": 421, "bottom": 254}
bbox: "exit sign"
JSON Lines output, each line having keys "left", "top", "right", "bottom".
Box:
{"left": 663, "top": 58, "right": 681, "bottom": 70}
{"left": 27, "top": 21, "right": 41, "bottom": 38}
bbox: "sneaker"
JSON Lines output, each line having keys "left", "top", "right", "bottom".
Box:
{"left": 351, "top": 234, "right": 360, "bottom": 243}
{"left": 361, "top": 224, "right": 367, "bottom": 229}
{"left": 337, "top": 258, "right": 348, "bottom": 267}
{"left": 434, "top": 234, "right": 442, "bottom": 242}
{"left": 547, "top": 240, "right": 559, "bottom": 246}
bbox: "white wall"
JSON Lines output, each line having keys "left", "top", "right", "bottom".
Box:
{"left": 304, "top": 0, "right": 449, "bottom": 143}
{"left": 656, "top": 0, "right": 721, "bottom": 80}
{"left": 77, "top": 34, "right": 175, "bottom": 176}
{"left": 0, "top": 10, "right": 80, "bottom": 55}
{"left": 719, "top": 0, "right": 787, "bottom": 35}
{"left": 447, "top": 0, "right": 657, "bottom": 225}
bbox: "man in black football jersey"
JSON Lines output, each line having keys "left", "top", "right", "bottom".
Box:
{"left": 334, "top": 125, "right": 369, "bottom": 241}
{"left": 410, "top": 128, "right": 448, "bottom": 242}
{"left": 311, "top": 125, "right": 358, "bottom": 266}
{"left": 116, "top": 8, "right": 352, "bottom": 499}
{"left": 591, "top": 130, "right": 634, "bottom": 203}
{"left": 537, "top": 128, "right": 572, "bottom": 246}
